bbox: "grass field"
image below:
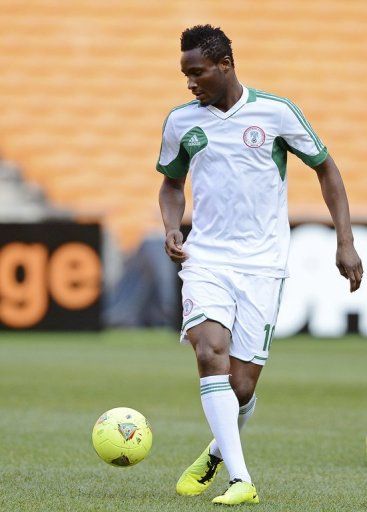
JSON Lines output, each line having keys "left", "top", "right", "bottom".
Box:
{"left": 0, "top": 330, "right": 366, "bottom": 512}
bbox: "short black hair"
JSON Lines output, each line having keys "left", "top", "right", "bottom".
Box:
{"left": 181, "top": 24, "right": 234, "bottom": 67}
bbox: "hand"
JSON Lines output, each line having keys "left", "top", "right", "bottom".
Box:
{"left": 165, "top": 229, "right": 187, "bottom": 263}
{"left": 336, "top": 242, "right": 363, "bottom": 292}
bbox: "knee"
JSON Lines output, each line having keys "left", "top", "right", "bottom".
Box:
{"left": 194, "top": 340, "right": 229, "bottom": 375}
{"left": 187, "top": 321, "right": 231, "bottom": 376}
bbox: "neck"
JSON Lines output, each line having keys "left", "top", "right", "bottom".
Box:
{"left": 213, "top": 77, "right": 243, "bottom": 112}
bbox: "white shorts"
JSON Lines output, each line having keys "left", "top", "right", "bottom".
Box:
{"left": 179, "top": 267, "right": 285, "bottom": 366}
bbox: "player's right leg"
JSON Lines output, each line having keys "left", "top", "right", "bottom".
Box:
{"left": 209, "top": 359, "right": 261, "bottom": 459}
{"left": 177, "top": 364, "right": 259, "bottom": 496}
{"left": 177, "top": 318, "right": 253, "bottom": 498}
{"left": 177, "top": 267, "right": 244, "bottom": 496}
{"left": 176, "top": 442, "right": 223, "bottom": 496}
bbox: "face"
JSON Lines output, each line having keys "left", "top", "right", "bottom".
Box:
{"left": 180, "top": 48, "right": 230, "bottom": 106}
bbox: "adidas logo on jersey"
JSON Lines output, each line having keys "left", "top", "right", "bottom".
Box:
{"left": 188, "top": 134, "right": 200, "bottom": 146}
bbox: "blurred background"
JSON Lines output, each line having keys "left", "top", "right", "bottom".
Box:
{"left": 0, "top": 3, "right": 366, "bottom": 511}
{"left": 0, "top": 0, "right": 366, "bottom": 334}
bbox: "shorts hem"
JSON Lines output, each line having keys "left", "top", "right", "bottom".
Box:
{"left": 229, "top": 351, "right": 269, "bottom": 366}
{"left": 180, "top": 313, "right": 232, "bottom": 344}
{"left": 180, "top": 313, "right": 207, "bottom": 344}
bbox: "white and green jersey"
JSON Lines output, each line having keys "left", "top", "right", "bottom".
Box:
{"left": 157, "top": 86, "right": 328, "bottom": 277}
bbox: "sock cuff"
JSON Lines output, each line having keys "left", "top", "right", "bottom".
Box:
{"left": 239, "top": 394, "right": 256, "bottom": 415}
{"left": 200, "top": 375, "right": 231, "bottom": 396}
{"left": 200, "top": 375, "right": 230, "bottom": 385}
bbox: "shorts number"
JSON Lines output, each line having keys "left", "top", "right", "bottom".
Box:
{"left": 263, "top": 323, "right": 275, "bottom": 351}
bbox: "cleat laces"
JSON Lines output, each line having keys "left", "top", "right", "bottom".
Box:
{"left": 198, "top": 453, "right": 222, "bottom": 484}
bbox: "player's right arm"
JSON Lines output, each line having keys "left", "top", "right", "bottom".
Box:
{"left": 159, "top": 175, "right": 187, "bottom": 263}
{"left": 156, "top": 111, "right": 189, "bottom": 263}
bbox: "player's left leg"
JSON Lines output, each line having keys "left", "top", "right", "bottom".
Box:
{"left": 212, "top": 274, "right": 285, "bottom": 505}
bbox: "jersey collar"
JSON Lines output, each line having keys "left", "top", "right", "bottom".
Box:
{"left": 206, "top": 85, "right": 250, "bottom": 120}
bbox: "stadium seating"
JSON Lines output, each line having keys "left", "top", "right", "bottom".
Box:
{"left": 0, "top": 158, "right": 72, "bottom": 222}
{"left": 0, "top": 1, "right": 366, "bottom": 250}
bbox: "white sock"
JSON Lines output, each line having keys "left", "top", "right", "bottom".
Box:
{"left": 200, "top": 375, "right": 251, "bottom": 483}
{"left": 209, "top": 394, "right": 257, "bottom": 459}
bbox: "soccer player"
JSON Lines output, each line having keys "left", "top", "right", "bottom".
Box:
{"left": 157, "top": 25, "right": 363, "bottom": 505}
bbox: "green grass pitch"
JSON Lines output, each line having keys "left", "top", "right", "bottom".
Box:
{"left": 0, "top": 330, "right": 366, "bottom": 512}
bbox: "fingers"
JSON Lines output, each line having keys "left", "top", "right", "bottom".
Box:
{"left": 343, "top": 264, "right": 363, "bottom": 293}
{"left": 337, "top": 249, "right": 364, "bottom": 292}
{"left": 337, "top": 263, "right": 348, "bottom": 279}
{"left": 165, "top": 231, "right": 187, "bottom": 263}
{"left": 165, "top": 241, "right": 184, "bottom": 257}
{"left": 352, "top": 266, "right": 363, "bottom": 292}
{"left": 165, "top": 244, "right": 187, "bottom": 263}
{"left": 346, "top": 268, "right": 357, "bottom": 292}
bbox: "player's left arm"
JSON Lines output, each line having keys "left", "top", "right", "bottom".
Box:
{"left": 313, "top": 155, "right": 363, "bottom": 292}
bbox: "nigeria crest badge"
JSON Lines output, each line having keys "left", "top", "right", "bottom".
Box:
{"left": 243, "top": 126, "right": 266, "bottom": 148}
{"left": 183, "top": 299, "right": 193, "bottom": 316}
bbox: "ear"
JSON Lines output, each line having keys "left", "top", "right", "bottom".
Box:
{"left": 218, "top": 56, "right": 232, "bottom": 73}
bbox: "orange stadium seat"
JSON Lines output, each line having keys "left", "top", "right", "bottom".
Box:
{"left": 0, "top": 0, "right": 366, "bottom": 250}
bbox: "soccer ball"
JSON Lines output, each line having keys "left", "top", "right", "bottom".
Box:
{"left": 92, "top": 407, "right": 152, "bottom": 467}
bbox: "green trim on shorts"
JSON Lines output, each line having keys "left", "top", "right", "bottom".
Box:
{"left": 181, "top": 313, "right": 206, "bottom": 331}
{"left": 252, "top": 355, "right": 268, "bottom": 361}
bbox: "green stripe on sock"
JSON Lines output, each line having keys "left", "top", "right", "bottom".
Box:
{"left": 201, "top": 385, "right": 232, "bottom": 396}
{"left": 239, "top": 405, "right": 255, "bottom": 416}
{"left": 200, "top": 381, "right": 229, "bottom": 390}
{"left": 200, "top": 383, "right": 232, "bottom": 393}
{"left": 200, "top": 384, "right": 231, "bottom": 391}
{"left": 239, "top": 396, "right": 256, "bottom": 415}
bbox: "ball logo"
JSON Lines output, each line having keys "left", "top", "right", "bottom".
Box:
{"left": 96, "top": 414, "right": 108, "bottom": 425}
{"left": 118, "top": 422, "right": 138, "bottom": 441}
{"left": 243, "top": 126, "right": 265, "bottom": 148}
{"left": 183, "top": 298, "right": 193, "bottom": 316}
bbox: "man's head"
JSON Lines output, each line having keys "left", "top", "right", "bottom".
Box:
{"left": 180, "top": 25, "right": 235, "bottom": 106}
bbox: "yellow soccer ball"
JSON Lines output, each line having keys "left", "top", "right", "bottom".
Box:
{"left": 92, "top": 407, "right": 152, "bottom": 467}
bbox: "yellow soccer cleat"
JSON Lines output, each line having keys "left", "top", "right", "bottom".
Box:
{"left": 176, "top": 444, "right": 223, "bottom": 496}
{"left": 212, "top": 479, "right": 260, "bottom": 505}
